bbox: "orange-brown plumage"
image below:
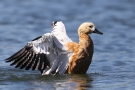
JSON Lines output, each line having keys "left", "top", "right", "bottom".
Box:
{"left": 65, "top": 22, "right": 103, "bottom": 74}
{"left": 66, "top": 34, "right": 93, "bottom": 74}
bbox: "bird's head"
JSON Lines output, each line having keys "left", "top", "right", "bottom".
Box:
{"left": 78, "top": 22, "right": 103, "bottom": 36}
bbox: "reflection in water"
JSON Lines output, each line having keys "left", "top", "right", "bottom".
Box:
{"left": 1, "top": 68, "right": 93, "bottom": 90}
{"left": 54, "top": 74, "right": 93, "bottom": 90}
{"left": 70, "top": 74, "right": 93, "bottom": 90}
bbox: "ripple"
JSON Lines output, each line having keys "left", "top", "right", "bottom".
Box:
{"left": 0, "top": 0, "right": 135, "bottom": 90}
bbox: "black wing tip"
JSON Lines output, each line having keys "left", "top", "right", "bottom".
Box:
{"left": 5, "top": 58, "right": 9, "bottom": 61}
{"left": 10, "top": 62, "right": 14, "bottom": 66}
{"left": 5, "top": 46, "right": 29, "bottom": 62}
{"left": 5, "top": 44, "right": 51, "bottom": 73}
{"left": 5, "top": 59, "right": 10, "bottom": 62}
{"left": 5, "top": 56, "right": 13, "bottom": 61}
{"left": 5, "top": 58, "right": 13, "bottom": 63}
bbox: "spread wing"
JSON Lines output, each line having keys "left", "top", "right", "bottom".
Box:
{"left": 5, "top": 21, "right": 73, "bottom": 75}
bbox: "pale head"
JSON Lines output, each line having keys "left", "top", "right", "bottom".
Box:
{"left": 78, "top": 22, "right": 103, "bottom": 36}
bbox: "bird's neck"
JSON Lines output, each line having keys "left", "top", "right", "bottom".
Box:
{"left": 79, "top": 34, "right": 93, "bottom": 47}
{"left": 79, "top": 33, "right": 94, "bottom": 57}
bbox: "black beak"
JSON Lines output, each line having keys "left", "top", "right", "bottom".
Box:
{"left": 93, "top": 28, "right": 103, "bottom": 35}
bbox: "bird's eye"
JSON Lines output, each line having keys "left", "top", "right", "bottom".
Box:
{"left": 89, "top": 26, "right": 93, "bottom": 28}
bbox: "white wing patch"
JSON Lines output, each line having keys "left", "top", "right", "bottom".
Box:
{"left": 5, "top": 21, "right": 73, "bottom": 75}
{"left": 52, "top": 21, "right": 72, "bottom": 45}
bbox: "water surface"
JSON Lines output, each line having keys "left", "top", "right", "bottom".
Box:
{"left": 0, "top": 0, "right": 135, "bottom": 90}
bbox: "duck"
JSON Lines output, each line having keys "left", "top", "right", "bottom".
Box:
{"left": 5, "top": 21, "right": 103, "bottom": 75}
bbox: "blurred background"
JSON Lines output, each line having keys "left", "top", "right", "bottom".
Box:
{"left": 0, "top": 0, "right": 135, "bottom": 90}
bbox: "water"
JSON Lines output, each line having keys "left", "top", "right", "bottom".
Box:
{"left": 0, "top": 0, "right": 135, "bottom": 90}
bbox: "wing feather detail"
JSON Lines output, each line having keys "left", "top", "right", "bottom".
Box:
{"left": 32, "top": 54, "right": 39, "bottom": 70}
{"left": 6, "top": 32, "right": 72, "bottom": 75}
{"left": 5, "top": 21, "right": 74, "bottom": 75}
{"left": 25, "top": 52, "right": 35, "bottom": 70}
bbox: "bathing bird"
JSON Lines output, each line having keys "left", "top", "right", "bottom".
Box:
{"left": 5, "top": 21, "right": 103, "bottom": 75}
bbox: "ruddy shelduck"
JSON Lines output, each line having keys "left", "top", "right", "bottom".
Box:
{"left": 5, "top": 21, "right": 103, "bottom": 75}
